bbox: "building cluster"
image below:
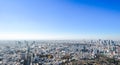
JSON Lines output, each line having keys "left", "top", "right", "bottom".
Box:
{"left": 0, "top": 40, "right": 120, "bottom": 65}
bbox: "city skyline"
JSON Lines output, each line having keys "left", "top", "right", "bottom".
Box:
{"left": 0, "top": 0, "right": 120, "bottom": 40}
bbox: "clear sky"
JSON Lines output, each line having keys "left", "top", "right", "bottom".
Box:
{"left": 0, "top": 0, "right": 120, "bottom": 40}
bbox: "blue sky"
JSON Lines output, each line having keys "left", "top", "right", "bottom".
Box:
{"left": 0, "top": 0, "right": 120, "bottom": 40}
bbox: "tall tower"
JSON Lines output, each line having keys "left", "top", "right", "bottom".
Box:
{"left": 26, "top": 41, "right": 31, "bottom": 65}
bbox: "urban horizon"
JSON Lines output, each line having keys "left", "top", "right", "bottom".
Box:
{"left": 0, "top": 0, "right": 120, "bottom": 65}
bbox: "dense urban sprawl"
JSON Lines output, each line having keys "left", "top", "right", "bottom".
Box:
{"left": 0, "top": 40, "right": 120, "bottom": 65}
